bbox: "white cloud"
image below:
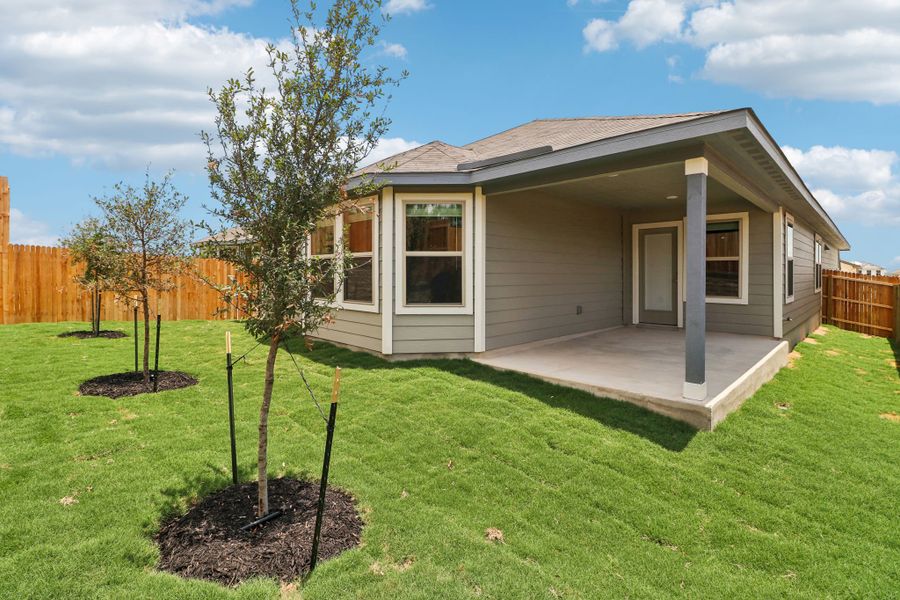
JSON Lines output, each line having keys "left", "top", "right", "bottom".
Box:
{"left": 580, "top": 0, "right": 900, "bottom": 104}
{"left": 0, "top": 2, "right": 279, "bottom": 170}
{"left": 360, "top": 137, "right": 422, "bottom": 167}
{"left": 383, "top": 0, "right": 430, "bottom": 15}
{"left": 381, "top": 42, "right": 408, "bottom": 59}
{"left": 9, "top": 208, "right": 58, "bottom": 246}
{"left": 582, "top": 0, "right": 686, "bottom": 52}
{"left": 583, "top": 19, "right": 618, "bottom": 52}
{"left": 785, "top": 145, "right": 900, "bottom": 226}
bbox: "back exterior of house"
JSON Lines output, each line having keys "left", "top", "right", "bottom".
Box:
{"left": 312, "top": 109, "right": 846, "bottom": 359}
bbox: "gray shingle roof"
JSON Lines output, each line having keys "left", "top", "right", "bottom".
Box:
{"left": 356, "top": 112, "right": 725, "bottom": 176}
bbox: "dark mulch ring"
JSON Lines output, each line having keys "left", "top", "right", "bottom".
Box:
{"left": 156, "top": 478, "right": 363, "bottom": 586}
{"left": 79, "top": 371, "right": 198, "bottom": 399}
{"left": 58, "top": 330, "right": 127, "bottom": 339}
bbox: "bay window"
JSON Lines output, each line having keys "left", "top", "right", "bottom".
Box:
{"left": 342, "top": 201, "right": 376, "bottom": 306}
{"left": 310, "top": 217, "right": 335, "bottom": 299}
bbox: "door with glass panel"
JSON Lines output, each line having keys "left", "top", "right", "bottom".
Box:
{"left": 638, "top": 226, "right": 679, "bottom": 326}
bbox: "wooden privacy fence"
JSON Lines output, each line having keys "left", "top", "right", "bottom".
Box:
{"left": 821, "top": 270, "right": 900, "bottom": 340}
{"left": 0, "top": 244, "right": 245, "bottom": 325}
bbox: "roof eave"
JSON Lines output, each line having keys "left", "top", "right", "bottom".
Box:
{"left": 349, "top": 109, "right": 849, "bottom": 251}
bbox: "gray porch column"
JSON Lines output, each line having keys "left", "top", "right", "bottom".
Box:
{"left": 683, "top": 158, "right": 708, "bottom": 400}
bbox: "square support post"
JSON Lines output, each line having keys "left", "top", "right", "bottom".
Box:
{"left": 683, "top": 158, "right": 708, "bottom": 401}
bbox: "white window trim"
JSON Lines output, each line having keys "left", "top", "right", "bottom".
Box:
{"left": 785, "top": 212, "right": 795, "bottom": 304}
{"left": 395, "top": 192, "right": 474, "bottom": 316}
{"left": 814, "top": 233, "right": 823, "bottom": 293}
{"left": 309, "top": 197, "right": 380, "bottom": 313}
{"left": 631, "top": 220, "right": 684, "bottom": 328}
{"left": 704, "top": 212, "right": 750, "bottom": 305}
{"left": 337, "top": 197, "right": 379, "bottom": 313}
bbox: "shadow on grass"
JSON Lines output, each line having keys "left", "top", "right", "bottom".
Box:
{"left": 286, "top": 337, "right": 698, "bottom": 452}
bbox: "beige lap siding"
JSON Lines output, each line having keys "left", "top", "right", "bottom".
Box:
{"left": 823, "top": 246, "right": 840, "bottom": 270}
{"left": 783, "top": 214, "right": 821, "bottom": 346}
{"left": 312, "top": 309, "right": 382, "bottom": 352}
{"left": 621, "top": 196, "right": 775, "bottom": 337}
{"left": 393, "top": 314, "right": 474, "bottom": 353}
{"left": 484, "top": 191, "right": 623, "bottom": 351}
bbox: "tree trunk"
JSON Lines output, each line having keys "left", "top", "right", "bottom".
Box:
{"left": 95, "top": 289, "right": 102, "bottom": 336}
{"left": 142, "top": 291, "right": 151, "bottom": 383}
{"left": 90, "top": 288, "right": 97, "bottom": 336}
{"left": 257, "top": 332, "right": 281, "bottom": 517}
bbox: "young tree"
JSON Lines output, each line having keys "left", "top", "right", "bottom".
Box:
{"left": 201, "top": 0, "right": 402, "bottom": 516}
{"left": 94, "top": 172, "right": 189, "bottom": 382}
{"left": 62, "top": 218, "right": 121, "bottom": 336}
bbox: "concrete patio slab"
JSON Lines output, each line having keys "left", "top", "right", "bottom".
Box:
{"left": 474, "top": 326, "right": 788, "bottom": 430}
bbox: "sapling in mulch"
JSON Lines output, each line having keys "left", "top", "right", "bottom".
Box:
{"left": 92, "top": 171, "right": 190, "bottom": 385}
{"left": 60, "top": 217, "right": 124, "bottom": 338}
{"left": 200, "top": 0, "right": 404, "bottom": 519}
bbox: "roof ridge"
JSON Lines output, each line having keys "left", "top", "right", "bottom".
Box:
{"left": 530, "top": 111, "right": 725, "bottom": 123}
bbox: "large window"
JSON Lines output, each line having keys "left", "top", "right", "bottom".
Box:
{"left": 706, "top": 220, "right": 741, "bottom": 298}
{"left": 405, "top": 202, "right": 463, "bottom": 304}
{"left": 814, "top": 235, "right": 823, "bottom": 292}
{"left": 703, "top": 213, "right": 749, "bottom": 304}
{"left": 342, "top": 201, "right": 376, "bottom": 305}
{"left": 785, "top": 214, "right": 795, "bottom": 303}
{"left": 310, "top": 217, "right": 335, "bottom": 298}
{"left": 397, "top": 193, "right": 473, "bottom": 314}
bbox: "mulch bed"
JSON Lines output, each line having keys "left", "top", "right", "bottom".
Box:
{"left": 78, "top": 371, "right": 197, "bottom": 399}
{"left": 156, "top": 478, "right": 363, "bottom": 586}
{"left": 58, "top": 330, "right": 127, "bottom": 339}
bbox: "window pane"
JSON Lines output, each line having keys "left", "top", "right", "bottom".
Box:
{"left": 786, "top": 223, "right": 794, "bottom": 258}
{"left": 707, "top": 259, "right": 739, "bottom": 297}
{"left": 344, "top": 257, "right": 373, "bottom": 303}
{"left": 405, "top": 256, "right": 462, "bottom": 304}
{"left": 787, "top": 259, "right": 794, "bottom": 297}
{"left": 406, "top": 203, "right": 463, "bottom": 252}
{"left": 311, "top": 220, "right": 335, "bottom": 255}
{"left": 344, "top": 205, "right": 373, "bottom": 253}
{"left": 707, "top": 221, "right": 739, "bottom": 258}
{"left": 312, "top": 259, "right": 335, "bottom": 298}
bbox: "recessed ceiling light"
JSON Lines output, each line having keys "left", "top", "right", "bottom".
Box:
{"left": 666, "top": 195, "right": 678, "bottom": 200}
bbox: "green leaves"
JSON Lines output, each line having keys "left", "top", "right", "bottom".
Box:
{"left": 200, "top": 0, "right": 403, "bottom": 342}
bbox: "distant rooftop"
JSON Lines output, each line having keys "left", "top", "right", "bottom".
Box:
{"left": 355, "top": 111, "right": 726, "bottom": 176}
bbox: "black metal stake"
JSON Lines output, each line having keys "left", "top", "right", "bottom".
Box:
{"left": 225, "top": 332, "right": 238, "bottom": 485}
{"left": 310, "top": 367, "right": 341, "bottom": 573}
{"left": 152, "top": 314, "right": 161, "bottom": 392}
{"left": 133, "top": 307, "right": 139, "bottom": 372}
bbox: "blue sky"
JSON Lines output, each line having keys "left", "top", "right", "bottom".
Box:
{"left": 2, "top": 0, "right": 899, "bottom": 268}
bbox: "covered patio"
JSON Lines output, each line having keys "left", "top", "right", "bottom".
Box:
{"left": 474, "top": 327, "right": 788, "bottom": 430}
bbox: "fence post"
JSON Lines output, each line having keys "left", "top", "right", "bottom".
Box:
{"left": 894, "top": 285, "right": 900, "bottom": 343}
{"left": 0, "top": 176, "right": 9, "bottom": 325}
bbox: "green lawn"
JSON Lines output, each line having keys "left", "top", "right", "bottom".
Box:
{"left": 0, "top": 321, "right": 898, "bottom": 599}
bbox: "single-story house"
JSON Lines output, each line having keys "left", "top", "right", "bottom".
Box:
{"left": 309, "top": 108, "right": 849, "bottom": 429}
{"left": 840, "top": 259, "right": 887, "bottom": 276}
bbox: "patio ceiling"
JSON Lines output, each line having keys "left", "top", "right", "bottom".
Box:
{"left": 496, "top": 162, "right": 744, "bottom": 210}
